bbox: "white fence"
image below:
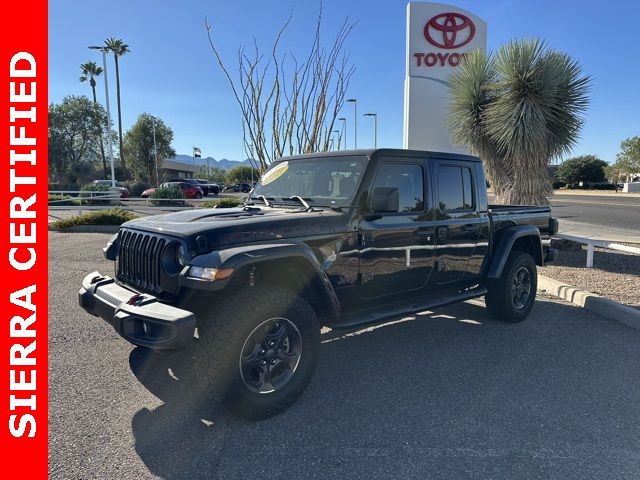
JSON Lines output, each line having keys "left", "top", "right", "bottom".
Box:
{"left": 556, "top": 233, "right": 640, "bottom": 268}
{"left": 48, "top": 190, "right": 246, "bottom": 217}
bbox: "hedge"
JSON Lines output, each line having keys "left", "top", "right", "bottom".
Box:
{"left": 51, "top": 208, "right": 136, "bottom": 228}
{"left": 149, "top": 186, "right": 185, "bottom": 206}
{"left": 201, "top": 197, "right": 243, "bottom": 208}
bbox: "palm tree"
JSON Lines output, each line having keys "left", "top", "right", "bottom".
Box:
{"left": 79, "top": 61, "right": 108, "bottom": 177}
{"left": 104, "top": 37, "right": 130, "bottom": 179}
{"left": 449, "top": 39, "right": 590, "bottom": 205}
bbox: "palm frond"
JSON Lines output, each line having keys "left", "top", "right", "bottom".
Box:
{"left": 104, "top": 37, "right": 131, "bottom": 56}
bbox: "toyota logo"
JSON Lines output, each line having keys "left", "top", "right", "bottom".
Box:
{"left": 424, "top": 12, "right": 476, "bottom": 49}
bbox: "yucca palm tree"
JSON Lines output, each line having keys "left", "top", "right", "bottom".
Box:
{"left": 79, "top": 61, "right": 108, "bottom": 176}
{"left": 449, "top": 39, "right": 590, "bottom": 205}
{"left": 104, "top": 37, "right": 130, "bottom": 179}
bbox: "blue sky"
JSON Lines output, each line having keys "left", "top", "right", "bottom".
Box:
{"left": 49, "top": 0, "right": 640, "bottom": 163}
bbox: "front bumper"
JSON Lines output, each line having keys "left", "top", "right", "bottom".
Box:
{"left": 79, "top": 271, "right": 196, "bottom": 350}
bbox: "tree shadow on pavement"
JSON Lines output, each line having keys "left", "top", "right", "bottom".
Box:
{"left": 130, "top": 299, "right": 640, "bottom": 480}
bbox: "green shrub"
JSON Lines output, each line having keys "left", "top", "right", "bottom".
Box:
{"left": 48, "top": 194, "right": 68, "bottom": 202}
{"left": 51, "top": 208, "right": 136, "bottom": 228}
{"left": 592, "top": 183, "right": 616, "bottom": 190}
{"left": 80, "top": 182, "right": 110, "bottom": 192}
{"left": 79, "top": 182, "right": 115, "bottom": 204}
{"left": 150, "top": 186, "right": 185, "bottom": 206}
{"left": 48, "top": 194, "right": 81, "bottom": 206}
{"left": 126, "top": 181, "right": 150, "bottom": 197}
{"left": 49, "top": 182, "right": 80, "bottom": 192}
{"left": 201, "top": 197, "right": 243, "bottom": 208}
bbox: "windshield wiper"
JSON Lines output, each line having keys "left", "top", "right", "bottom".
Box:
{"left": 248, "top": 195, "right": 274, "bottom": 207}
{"left": 283, "top": 195, "right": 314, "bottom": 211}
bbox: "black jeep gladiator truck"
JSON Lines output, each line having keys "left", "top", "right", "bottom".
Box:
{"left": 79, "top": 149, "right": 558, "bottom": 420}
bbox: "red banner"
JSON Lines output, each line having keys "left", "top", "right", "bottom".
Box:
{"left": 0, "top": 1, "right": 49, "bottom": 477}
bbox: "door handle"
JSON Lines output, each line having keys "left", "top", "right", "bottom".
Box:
{"left": 414, "top": 228, "right": 434, "bottom": 244}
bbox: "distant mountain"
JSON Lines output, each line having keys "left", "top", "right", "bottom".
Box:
{"left": 172, "top": 154, "right": 255, "bottom": 170}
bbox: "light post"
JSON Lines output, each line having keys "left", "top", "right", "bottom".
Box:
{"left": 338, "top": 117, "right": 347, "bottom": 151}
{"left": 333, "top": 129, "right": 340, "bottom": 150}
{"left": 347, "top": 98, "right": 357, "bottom": 148}
{"left": 363, "top": 112, "right": 378, "bottom": 148}
{"left": 89, "top": 45, "right": 116, "bottom": 187}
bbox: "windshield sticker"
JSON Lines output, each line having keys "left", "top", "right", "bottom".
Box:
{"left": 261, "top": 162, "right": 289, "bottom": 185}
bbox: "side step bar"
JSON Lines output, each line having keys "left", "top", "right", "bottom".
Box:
{"left": 330, "top": 286, "right": 487, "bottom": 330}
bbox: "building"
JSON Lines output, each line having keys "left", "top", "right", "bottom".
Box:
{"left": 161, "top": 159, "right": 199, "bottom": 181}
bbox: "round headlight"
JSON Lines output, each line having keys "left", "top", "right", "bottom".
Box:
{"left": 175, "top": 244, "right": 187, "bottom": 267}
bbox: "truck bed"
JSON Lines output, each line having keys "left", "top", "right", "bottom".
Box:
{"left": 488, "top": 204, "right": 552, "bottom": 237}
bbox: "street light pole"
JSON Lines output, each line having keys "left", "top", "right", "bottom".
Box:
{"left": 89, "top": 46, "right": 116, "bottom": 187}
{"left": 333, "top": 130, "right": 340, "bottom": 150}
{"left": 338, "top": 117, "right": 347, "bottom": 151}
{"left": 364, "top": 113, "right": 378, "bottom": 148}
{"left": 347, "top": 99, "right": 357, "bottom": 148}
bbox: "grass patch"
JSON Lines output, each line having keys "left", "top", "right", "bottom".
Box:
{"left": 51, "top": 208, "right": 137, "bottom": 229}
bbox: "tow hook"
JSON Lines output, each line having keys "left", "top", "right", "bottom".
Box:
{"left": 126, "top": 294, "right": 144, "bottom": 306}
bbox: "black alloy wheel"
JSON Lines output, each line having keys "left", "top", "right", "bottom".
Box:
{"left": 512, "top": 266, "right": 532, "bottom": 310}
{"left": 239, "top": 317, "right": 302, "bottom": 394}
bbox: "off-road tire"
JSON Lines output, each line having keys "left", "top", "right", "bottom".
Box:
{"left": 485, "top": 251, "right": 537, "bottom": 323}
{"left": 195, "top": 287, "right": 320, "bottom": 420}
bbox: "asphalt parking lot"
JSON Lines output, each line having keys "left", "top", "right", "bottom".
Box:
{"left": 49, "top": 231, "right": 640, "bottom": 479}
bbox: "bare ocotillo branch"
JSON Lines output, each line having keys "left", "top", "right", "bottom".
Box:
{"left": 205, "top": 4, "right": 356, "bottom": 171}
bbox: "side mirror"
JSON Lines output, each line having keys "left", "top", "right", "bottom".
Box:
{"left": 370, "top": 187, "right": 399, "bottom": 213}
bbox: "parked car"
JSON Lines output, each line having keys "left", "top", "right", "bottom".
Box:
{"left": 224, "top": 183, "right": 252, "bottom": 193}
{"left": 141, "top": 182, "right": 204, "bottom": 199}
{"left": 194, "top": 179, "right": 220, "bottom": 195}
{"left": 167, "top": 178, "right": 212, "bottom": 196}
{"left": 80, "top": 148, "right": 557, "bottom": 420}
{"left": 91, "top": 179, "right": 130, "bottom": 198}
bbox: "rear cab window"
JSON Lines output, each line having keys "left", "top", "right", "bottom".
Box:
{"left": 437, "top": 165, "right": 475, "bottom": 212}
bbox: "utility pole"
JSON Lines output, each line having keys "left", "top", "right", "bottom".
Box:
{"left": 89, "top": 45, "right": 116, "bottom": 186}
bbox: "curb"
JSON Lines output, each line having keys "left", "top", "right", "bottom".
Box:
{"left": 537, "top": 275, "right": 640, "bottom": 330}
{"left": 48, "top": 224, "right": 120, "bottom": 234}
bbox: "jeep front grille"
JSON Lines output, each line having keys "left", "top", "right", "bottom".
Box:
{"left": 117, "top": 229, "right": 167, "bottom": 294}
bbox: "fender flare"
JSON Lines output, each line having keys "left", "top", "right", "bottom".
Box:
{"left": 180, "top": 242, "right": 341, "bottom": 318}
{"left": 485, "top": 225, "right": 543, "bottom": 279}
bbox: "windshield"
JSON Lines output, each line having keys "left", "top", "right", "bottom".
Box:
{"left": 252, "top": 156, "right": 367, "bottom": 207}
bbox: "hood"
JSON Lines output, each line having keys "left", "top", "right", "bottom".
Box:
{"left": 121, "top": 206, "right": 348, "bottom": 248}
